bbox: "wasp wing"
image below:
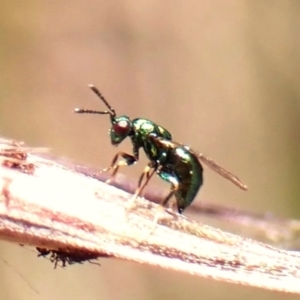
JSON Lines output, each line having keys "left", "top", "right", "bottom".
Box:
{"left": 190, "top": 149, "right": 248, "bottom": 191}
{"left": 148, "top": 136, "right": 248, "bottom": 191}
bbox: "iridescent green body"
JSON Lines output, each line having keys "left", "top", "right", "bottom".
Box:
{"left": 107, "top": 115, "right": 202, "bottom": 213}
{"left": 74, "top": 85, "right": 247, "bottom": 214}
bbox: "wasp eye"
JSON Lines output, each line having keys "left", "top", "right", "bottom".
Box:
{"left": 113, "top": 120, "right": 130, "bottom": 135}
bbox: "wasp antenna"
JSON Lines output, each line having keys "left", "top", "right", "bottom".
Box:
{"left": 74, "top": 108, "right": 111, "bottom": 115}
{"left": 88, "top": 84, "right": 116, "bottom": 117}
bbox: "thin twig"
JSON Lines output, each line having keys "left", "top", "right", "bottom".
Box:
{"left": 0, "top": 137, "right": 300, "bottom": 294}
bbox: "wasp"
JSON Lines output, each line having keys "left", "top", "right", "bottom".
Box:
{"left": 74, "top": 85, "right": 247, "bottom": 213}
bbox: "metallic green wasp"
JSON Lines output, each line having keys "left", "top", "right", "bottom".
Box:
{"left": 74, "top": 85, "right": 247, "bottom": 213}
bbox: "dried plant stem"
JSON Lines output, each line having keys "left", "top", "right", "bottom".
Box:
{"left": 0, "top": 137, "right": 300, "bottom": 294}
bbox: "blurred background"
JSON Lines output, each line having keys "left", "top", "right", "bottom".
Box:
{"left": 0, "top": 1, "right": 300, "bottom": 299}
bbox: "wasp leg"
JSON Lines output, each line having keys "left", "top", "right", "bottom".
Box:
{"left": 101, "top": 151, "right": 136, "bottom": 183}
{"left": 137, "top": 183, "right": 178, "bottom": 241}
{"left": 134, "top": 163, "right": 156, "bottom": 198}
{"left": 146, "top": 170, "right": 179, "bottom": 236}
{"left": 152, "top": 181, "right": 178, "bottom": 224}
{"left": 128, "top": 171, "right": 179, "bottom": 242}
{"left": 126, "top": 163, "right": 156, "bottom": 212}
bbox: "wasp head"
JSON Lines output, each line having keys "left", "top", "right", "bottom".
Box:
{"left": 110, "top": 115, "right": 133, "bottom": 145}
